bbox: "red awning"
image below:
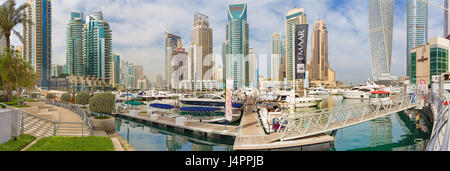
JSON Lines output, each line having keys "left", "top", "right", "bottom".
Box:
{"left": 371, "top": 90, "right": 391, "bottom": 94}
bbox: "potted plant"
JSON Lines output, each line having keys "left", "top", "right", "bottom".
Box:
{"left": 46, "top": 93, "right": 55, "bottom": 103}
{"left": 89, "top": 93, "right": 116, "bottom": 132}
{"left": 75, "top": 92, "right": 90, "bottom": 108}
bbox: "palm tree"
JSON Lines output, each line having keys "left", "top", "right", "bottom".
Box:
{"left": 0, "top": 0, "right": 29, "bottom": 102}
{"left": 0, "top": 0, "right": 29, "bottom": 52}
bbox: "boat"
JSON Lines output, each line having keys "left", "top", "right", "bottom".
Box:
{"left": 308, "top": 85, "right": 330, "bottom": 96}
{"left": 330, "top": 89, "right": 343, "bottom": 95}
{"left": 179, "top": 94, "right": 242, "bottom": 107}
{"left": 342, "top": 80, "right": 381, "bottom": 100}
{"left": 369, "top": 90, "right": 394, "bottom": 105}
{"left": 267, "top": 91, "right": 324, "bottom": 108}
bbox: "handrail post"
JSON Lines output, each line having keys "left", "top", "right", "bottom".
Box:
{"left": 21, "top": 112, "right": 24, "bottom": 135}
{"left": 53, "top": 123, "right": 57, "bottom": 136}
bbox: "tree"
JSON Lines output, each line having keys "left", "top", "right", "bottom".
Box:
{"left": 0, "top": 49, "right": 36, "bottom": 104}
{"left": 75, "top": 92, "right": 90, "bottom": 106}
{"left": 89, "top": 93, "right": 116, "bottom": 114}
{"left": 0, "top": 0, "right": 30, "bottom": 101}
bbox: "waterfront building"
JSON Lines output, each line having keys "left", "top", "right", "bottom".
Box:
{"left": 311, "top": 19, "right": 329, "bottom": 81}
{"left": 411, "top": 37, "right": 449, "bottom": 84}
{"left": 134, "top": 65, "right": 144, "bottom": 81}
{"left": 369, "top": 0, "right": 393, "bottom": 82}
{"left": 165, "top": 32, "right": 182, "bottom": 87}
{"left": 137, "top": 77, "right": 148, "bottom": 90}
{"left": 82, "top": 11, "right": 112, "bottom": 83}
{"left": 171, "top": 48, "right": 189, "bottom": 90}
{"left": 225, "top": 3, "right": 249, "bottom": 88}
{"left": 23, "top": 0, "right": 52, "bottom": 88}
{"left": 221, "top": 41, "right": 227, "bottom": 87}
{"left": 156, "top": 74, "right": 164, "bottom": 89}
{"left": 285, "top": 8, "right": 307, "bottom": 82}
{"left": 407, "top": 0, "right": 428, "bottom": 78}
{"left": 112, "top": 54, "right": 120, "bottom": 87}
{"left": 279, "top": 41, "right": 286, "bottom": 80}
{"left": 66, "top": 12, "right": 84, "bottom": 76}
{"left": 190, "top": 12, "right": 214, "bottom": 81}
{"left": 271, "top": 33, "right": 282, "bottom": 81}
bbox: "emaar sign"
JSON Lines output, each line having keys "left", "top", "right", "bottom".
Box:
{"left": 295, "top": 24, "right": 308, "bottom": 79}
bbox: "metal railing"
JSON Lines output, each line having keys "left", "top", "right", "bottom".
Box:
{"left": 274, "top": 94, "right": 422, "bottom": 142}
{"left": 49, "top": 101, "right": 94, "bottom": 136}
{"left": 0, "top": 102, "right": 92, "bottom": 137}
{"left": 426, "top": 93, "right": 449, "bottom": 151}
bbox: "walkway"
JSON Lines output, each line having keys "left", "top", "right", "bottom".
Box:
{"left": 233, "top": 104, "right": 334, "bottom": 151}
{"left": 274, "top": 94, "right": 422, "bottom": 142}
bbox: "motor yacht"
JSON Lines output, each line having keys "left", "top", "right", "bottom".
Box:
{"left": 268, "top": 91, "right": 324, "bottom": 108}
{"left": 342, "top": 80, "right": 381, "bottom": 99}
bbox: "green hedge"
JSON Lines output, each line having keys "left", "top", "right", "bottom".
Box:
{"left": 89, "top": 93, "right": 116, "bottom": 114}
{"left": 75, "top": 92, "right": 90, "bottom": 105}
{"left": 61, "top": 93, "right": 72, "bottom": 102}
{"left": 46, "top": 93, "right": 54, "bottom": 100}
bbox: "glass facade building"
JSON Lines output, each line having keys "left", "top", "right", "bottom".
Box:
{"left": 369, "top": 0, "right": 393, "bottom": 82}
{"left": 225, "top": 3, "right": 249, "bottom": 88}
{"left": 82, "top": 11, "right": 112, "bottom": 82}
{"left": 66, "top": 12, "right": 84, "bottom": 76}
{"left": 285, "top": 8, "right": 307, "bottom": 82}
{"left": 407, "top": 0, "right": 428, "bottom": 78}
{"left": 411, "top": 37, "right": 449, "bottom": 84}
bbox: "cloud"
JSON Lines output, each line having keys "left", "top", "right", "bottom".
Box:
{"left": 8, "top": 0, "right": 445, "bottom": 84}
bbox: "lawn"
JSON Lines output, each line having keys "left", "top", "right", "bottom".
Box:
{"left": 26, "top": 136, "right": 115, "bottom": 151}
{"left": 0, "top": 134, "right": 37, "bottom": 151}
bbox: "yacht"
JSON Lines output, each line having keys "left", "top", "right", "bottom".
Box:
{"left": 269, "top": 91, "right": 324, "bottom": 108}
{"left": 342, "top": 81, "right": 381, "bottom": 100}
{"left": 369, "top": 90, "right": 394, "bottom": 105}
{"left": 179, "top": 94, "right": 243, "bottom": 107}
{"left": 308, "top": 85, "right": 330, "bottom": 96}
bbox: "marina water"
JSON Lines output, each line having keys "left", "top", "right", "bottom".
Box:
{"left": 114, "top": 95, "right": 432, "bottom": 151}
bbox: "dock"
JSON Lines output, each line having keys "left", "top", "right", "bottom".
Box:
{"left": 113, "top": 112, "right": 239, "bottom": 138}
{"left": 233, "top": 104, "right": 334, "bottom": 151}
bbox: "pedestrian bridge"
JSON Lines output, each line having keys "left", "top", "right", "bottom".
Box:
{"left": 267, "top": 94, "right": 424, "bottom": 142}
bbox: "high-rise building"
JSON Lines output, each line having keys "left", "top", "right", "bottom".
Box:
{"left": 165, "top": 32, "right": 182, "bottom": 87}
{"left": 279, "top": 41, "right": 286, "bottom": 80}
{"left": 171, "top": 48, "right": 189, "bottom": 89}
{"left": 221, "top": 41, "right": 227, "bottom": 86}
{"left": 66, "top": 12, "right": 84, "bottom": 76}
{"left": 23, "top": 0, "right": 52, "bottom": 88}
{"left": 285, "top": 8, "right": 307, "bottom": 82}
{"left": 311, "top": 19, "right": 329, "bottom": 81}
{"left": 128, "top": 63, "right": 136, "bottom": 89}
{"left": 191, "top": 12, "right": 213, "bottom": 81}
{"left": 446, "top": 0, "right": 450, "bottom": 38}
{"left": 112, "top": 54, "right": 120, "bottom": 87}
{"left": 248, "top": 48, "right": 258, "bottom": 88}
{"left": 369, "top": 0, "right": 393, "bottom": 82}
{"left": 82, "top": 11, "right": 112, "bottom": 82}
{"left": 271, "top": 33, "right": 282, "bottom": 81}
{"left": 225, "top": 3, "right": 249, "bottom": 88}
{"left": 120, "top": 60, "right": 130, "bottom": 87}
{"left": 407, "top": 0, "right": 428, "bottom": 78}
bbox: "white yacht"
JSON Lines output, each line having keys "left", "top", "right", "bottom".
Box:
{"left": 308, "top": 85, "right": 330, "bottom": 96}
{"left": 342, "top": 81, "right": 381, "bottom": 100}
{"left": 269, "top": 91, "right": 324, "bottom": 108}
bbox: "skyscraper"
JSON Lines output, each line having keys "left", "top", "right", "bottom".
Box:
{"left": 446, "top": 0, "right": 450, "bottom": 37}
{"left": 271, "top": 33, "right": 282, "bottom": 81}
{"left": 249, "top": 48, "right": 258, "bottom": 88}
{"left": 407, "top": 0, "right": 428, "bottom": 78}
{"left": 311, "top": 19, "right": 329, "bottom": 81}
{"left": 66, "top": 12, "right": 84, "bottom": 76}
{"left": 191, "top": 12, "right": 213, "bottom": 81}
{"left": 112, "top": 54, "right": 120, "bottom": 87}
{"left": 165, "top": 32, "right": 182, "bottom": 88}
{"left": 225, "top": 3, "right": 249, "bottom": 88}
{"left": 23, "top": 0, "right": 52, "bottom": 88}
{"left": 82, "top": 11, "right": 112, "bottom": 82}
{"left": 369, "top": 0, "right": 393, "bottom": 82}
{"left": 286, "top": 8, "right": 307, "bottom": 82}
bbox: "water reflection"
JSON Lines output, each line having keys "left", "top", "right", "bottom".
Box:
{"left": 115, "top": 117, "right": 234, "bottom": 151}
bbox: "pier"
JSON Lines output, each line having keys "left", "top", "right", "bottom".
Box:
{"left": 233, "top": 104, "right": 334, "bottom": 151}
{"left": 112, "top": 112, "right": 239, "bottom": 138}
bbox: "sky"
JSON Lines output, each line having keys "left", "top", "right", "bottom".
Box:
{"left": 10, "top": 0, "right": 446, "bottom": 85}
